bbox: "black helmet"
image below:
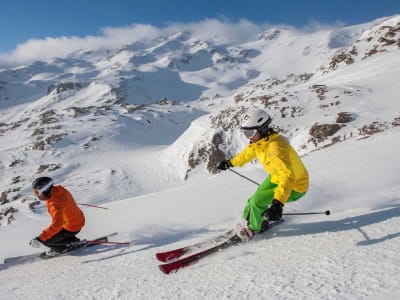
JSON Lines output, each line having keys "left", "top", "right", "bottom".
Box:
{"left": 32, "top": 177, "right": 53, "bottom": 198}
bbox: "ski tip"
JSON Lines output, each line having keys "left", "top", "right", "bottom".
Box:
{"left": 158, "top": 264, "right": 176, "bottom": 275}
{"left": 155, "top": 253, "right": 164, "bottom": 261}
{"left": 155, "top": 253, "right": 168, "bottom": 262}
{"left": 155, "top": 248, "right": 184, "bottom": 263}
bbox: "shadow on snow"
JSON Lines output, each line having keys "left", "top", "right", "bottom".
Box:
{"left": 275, "top": 204, "right": 400, "bottom": 246}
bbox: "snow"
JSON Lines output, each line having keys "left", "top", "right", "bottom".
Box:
{"left": 1, "top": 15, "right": 400, "bottom": 300}
{"left": 1, "top": 127, "right": 400, "bottom": 299}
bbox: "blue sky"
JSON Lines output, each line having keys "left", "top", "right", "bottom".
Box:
{"left": 0, "top": 0, "right": 399, "bottom": 60}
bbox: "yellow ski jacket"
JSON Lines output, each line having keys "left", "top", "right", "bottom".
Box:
{"left": 230, "top": 133, "right": 309, "bottom": 203}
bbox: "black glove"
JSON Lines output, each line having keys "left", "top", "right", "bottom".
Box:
{"left": 217, "top": 160, "right": 232, "bottom": 170}
{"left": 264, "top": 199, "right": 284, "bottom": 221}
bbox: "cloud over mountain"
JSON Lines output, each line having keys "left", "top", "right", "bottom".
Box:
{"left": 0, "top": 18, "right": 347, "bottom": 66}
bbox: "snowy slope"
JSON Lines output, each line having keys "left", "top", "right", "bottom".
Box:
{"left": 0, "top": 14, "right": 400, "bottom": 300}
{"left": 0, "top": 127, "right": 399, "bottom": 300}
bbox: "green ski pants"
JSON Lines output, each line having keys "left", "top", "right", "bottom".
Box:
{"left": 242, "top": 176, "right": 306, "bottom": 232}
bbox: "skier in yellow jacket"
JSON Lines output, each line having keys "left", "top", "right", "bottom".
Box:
{"left": 217, "top": 109, "right": 309, "bottom": 240}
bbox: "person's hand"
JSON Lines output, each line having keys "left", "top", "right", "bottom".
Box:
{"left": 217, "top": 160, "right": 232, "bottom": 170}
{"left": 29, "top": 237, "right": 43, "bottom": 248}
{"left": 264, "top": 199, "right": 283, "bottom": 221}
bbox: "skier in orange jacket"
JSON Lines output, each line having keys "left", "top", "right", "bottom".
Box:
{"left": 29, "top": 177, "right": 85, "bottom": 255}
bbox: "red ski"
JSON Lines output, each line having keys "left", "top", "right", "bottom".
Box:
{"left": 156, "top": 229, "right": 235, "bottom": 263}
{"left": 157, "top": 220, "right": 284, "bottom": 274}
{"left": 159, "top": 234, "right": 242, "bottom": 274}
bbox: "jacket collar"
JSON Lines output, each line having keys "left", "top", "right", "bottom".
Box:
{"left": 249, "top": 132, "right": 279, "bottom": 147}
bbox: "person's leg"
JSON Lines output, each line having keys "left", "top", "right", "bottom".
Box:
{"left": 242, "top": 177, "right": 307, "bottom": 232}
{"left": 242, "top": 176, "right": 276, "bottom": 232}
{"left": 43, "top": 229, "right": 81, "bottom": 251}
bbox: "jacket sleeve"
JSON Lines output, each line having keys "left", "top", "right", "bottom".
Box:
{"left": 269, "top": 142, "right": 296, "bottom": 203}
{"left": 230, "top": 145, "right": 256, "bottom": 167}
{"left": 40, "top": 201, "right": 65, "bottom": 241}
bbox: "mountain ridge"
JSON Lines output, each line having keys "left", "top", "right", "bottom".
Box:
{"left": 0, "top": 15, "right": 399, "bottom": 226}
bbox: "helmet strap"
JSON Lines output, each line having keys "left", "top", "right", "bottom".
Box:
{"left": 260, "top": 128, "right": 275, "bottom": 138}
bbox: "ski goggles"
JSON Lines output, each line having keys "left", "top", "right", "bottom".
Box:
{"left": 242, "top": 128, "right": 258, "bottom": 139}
{"left": 33, "top": 181, "right": 53, "bottom": 196}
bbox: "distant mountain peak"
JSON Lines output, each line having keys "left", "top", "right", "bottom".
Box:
{"left": 258, "top": 28, "right": 281, "bottom": 41}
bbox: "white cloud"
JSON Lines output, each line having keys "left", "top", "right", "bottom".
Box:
{"left": 0, "top": 23, "right": 161, "bottom": 66}
{"left": 166, "top": 18, "right": 263, "bottom": 44}
{"left": 0, "top": 18, "right": 333, "bottom": 66}
{"left": 0, "top": 19, "right": 268, "bottom": 66}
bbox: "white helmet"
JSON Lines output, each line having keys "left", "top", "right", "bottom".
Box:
{"left": 240, "top": 109, "right": 272, "bottom": 138}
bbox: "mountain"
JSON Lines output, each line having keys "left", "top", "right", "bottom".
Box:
{"left": 0, "top": 15, "right": 399, "bottom": 227}
{"left": 1, "top": 15, "right": 400, "bottom": 300}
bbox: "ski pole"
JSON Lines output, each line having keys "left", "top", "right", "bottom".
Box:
{"left": 227, "top": 169, "right": 331, "bottom": 216}
{"left": 283, "top": 210, "right": 331, "bottom": 216}
{"left": 86, "top": 240, "right": 130, "bottom": 245}
{"left": 228, "top": 168, "right": 260, "bottom": 186}
{"left": 46, "top": 240, "right": 130, "bottom": 246}
{"left": 77, "top": 203, "right": 109, "bottom": 210}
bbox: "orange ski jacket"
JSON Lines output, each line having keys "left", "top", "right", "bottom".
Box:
{"left": 230, "top": 133, "right": 309, "bottom": 203}
{"left": 40, "top": 185, "right": 85, "bottom": 241}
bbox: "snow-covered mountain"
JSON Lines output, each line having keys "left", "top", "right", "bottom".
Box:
{"left": 1, "top": 15, "right": 400, "bottom": 299}
{"left": 0, "top": 15, "right": 399, "bottom": 227}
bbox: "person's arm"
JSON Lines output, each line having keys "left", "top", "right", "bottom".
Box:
{"left": 230, "top": 145, "right": 256, "bottom": 167}
{"left": 39, "top": 201, "right": 64, "bottom": 241}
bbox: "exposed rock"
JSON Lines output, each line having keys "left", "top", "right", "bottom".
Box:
{"left": 392, "top": 117, "right": 400, "bottom": 126}
{"left": 0, "top": 192, "right": 8, "bottom": 205}
{"left": 358, "top": 122, "right": 386, "bottom": 136}
{"left": 37, "top": 164, "right": 62, "bottom": 173}
{"left": 65, "top": 106, "right": 95, "bottom": 117}
{"left": 9, "top": 160, "right": 23, "bottom": 167}
{"left": 209, "top": 107, "right": 247, "bottom": 130}
{"left": 336, "top": 112, "right": 357, "bottom": 123}
{"left": 206, "top": 133, "right": 229, "bottom": 174}
{"left": 0, "top": 206, "right": 18, "bottom": 225}
{"left": 28, "top": 200, "right": 41, "bottom": 211}
{"left": 40, "top": 110, "right": 58, "bottom": 125}
{"left": 187, "top": 132, "right": 227, "bottom": 176}
{"left": 47, "top": 82, "right": 84, "bottom": 95}
{"left": 309, "top": 123, "right": 344, "bottom": 143}
{"left": 83, "top": 136, "right": 101, "bottom": 149}
{"left": 310, "top": 85, "right": 328, "bottom": 100}
{"left": 29, "top": 133, "right": 67, "bottom": 150}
